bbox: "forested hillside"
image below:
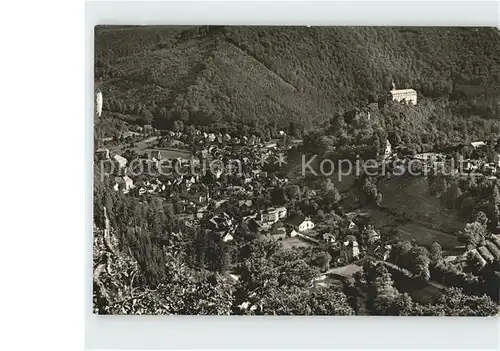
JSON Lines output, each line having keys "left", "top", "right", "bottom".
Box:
{"left": 95, "top": 26, "right": 500, "bottom": 133}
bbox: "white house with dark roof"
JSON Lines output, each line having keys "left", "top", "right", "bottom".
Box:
{"left": 322, "top": 232, "right": 337, "bottom": 245}
{"left": 207, "top": 212, "right": 235, "bottom": 242}
{"left": 289, "top": 215, "right": 315, "bottom": 232}
{"left": 365, "top": 226, "right": 381, "bottom": 243}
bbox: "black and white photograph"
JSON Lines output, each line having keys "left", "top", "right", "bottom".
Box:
{"left": 93, "top": 25, "right": 500, "bottom": 316}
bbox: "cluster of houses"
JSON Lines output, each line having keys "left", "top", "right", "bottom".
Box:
{"left": 154, "top": 127, "right": 302, "bottom": 153}
{"left": 200, "top": 203, "right": 387, "bottom": 268}
{"left": 97, "top": 126, "right": 296, "bottom": 191}
{"left": 457, "top": 141, "right": 500, "bottom": 178}
{"left": 443, "top": 234, "right": 500, "bottom": 274}
{"left": 96, "top": 121, "right": 389, "bottom": 270}
{"left": 96, "top": 117, "right": 422, "bottom": 276}
{"left": 97, "top": 125, "right": 312, "bottom": 232}
{"left": 382, "top": 138, "right": 500, "bottom": 180}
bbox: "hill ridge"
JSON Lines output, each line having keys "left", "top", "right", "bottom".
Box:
{"left": 96, "top": 26, "right": 500, "bottom": 131}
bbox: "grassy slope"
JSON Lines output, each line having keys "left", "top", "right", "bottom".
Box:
{"left": 378, "top": 176, "right": 464, "bottom": 230}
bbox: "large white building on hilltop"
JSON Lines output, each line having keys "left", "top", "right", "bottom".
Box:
{"left": 389, "top": 88, "right": 417, "bottom": 105}
{"left": 96, "top": 90, "right": 103, "bottom": 117}
{"left": 388, "top": 81, "right": 417, "bottom": 105}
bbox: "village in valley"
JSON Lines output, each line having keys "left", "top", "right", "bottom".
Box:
{"left": 94, "top": 84, "right": 500, "bottom": 314}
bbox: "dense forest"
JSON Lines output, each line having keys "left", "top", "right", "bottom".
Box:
{"left": 95, "top": 26, "right": 500, "bottom": 136}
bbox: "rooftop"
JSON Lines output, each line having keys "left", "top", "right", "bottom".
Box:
{"left": 389, "top": 88, "right": 417, "bottom": 94}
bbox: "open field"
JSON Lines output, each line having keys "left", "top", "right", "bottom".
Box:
{"left": 372, "top": 175, "right": 463, "bottom": 250}
{"left": 395, "top": 277, "right": 444, "bottom": 304}
{"left": 378, "top": 175, "right": 464, "bottom": 233}
{"left": 396, "top": 223, "right": 461, "bottom": 250}
{"left": 280, "top": 236, "right": 314, "bottom": 250}
{"left": 369, "top": 208, "right": 461, "bottom": 250}
{"left": 144, "top": 147, "right": 192, "bottom": 159}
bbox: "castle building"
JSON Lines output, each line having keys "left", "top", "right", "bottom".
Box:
{"left": 388, "top": 81, "right": 417, "bottom": 105}
{"left": 389, "top": 88, "right": 417, "bottom": 105}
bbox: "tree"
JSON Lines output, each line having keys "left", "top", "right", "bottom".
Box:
{"left": 141, "top": 108, "right": 154, "bottom": 125}
{"left": 461, "top": 221, "right": 487, "bottom": 247}
{"left": 474, "top": 211, "right": 489, "bottom": 227}
{"left": 390, "top": 241, "right": 413, "bottom": 267}
{"left": 306, "top": 288, "right": 355, "bottom": 315}
{"left": 358, "top": 262, "right": 401, "bottom": 315}
{"left": 312, "top": 251, "right": 332, "bottom": 272}
{"left": 371, "top": 265, "right": 400, "bottom": 314}
{"left": 444, "top": 183, "right": 463, "bottom": 209}
{"left": 173, "top": 120, "right": 184, "bottom": 133}
{"left": 361, "top": 177, "right": 379, "bottom": 205}
{"left": 254, "top": 286, "right": 309, "bottom": 315}
{"left": 429, "top": 242, "right": 443, "bottom": 263}
{"left": 387, "top": 293, "right": 414, "bottom": 316}
{"left": 185, "top": 125, "right": 197, "bottom": 142}
{"left": 416, "top": 288, "right": 499, "bottom": 316}
{"left": 410, "top": 246, "right": 431, "bottom": 281}
{"left": 286, "top": 185, "right": 302, "bottom": 201}
{"left": 288, "top": 122, "right": 300, "bottom": 137}
{"left": 325, "top": 185, "right": 341, "bottom": 205}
